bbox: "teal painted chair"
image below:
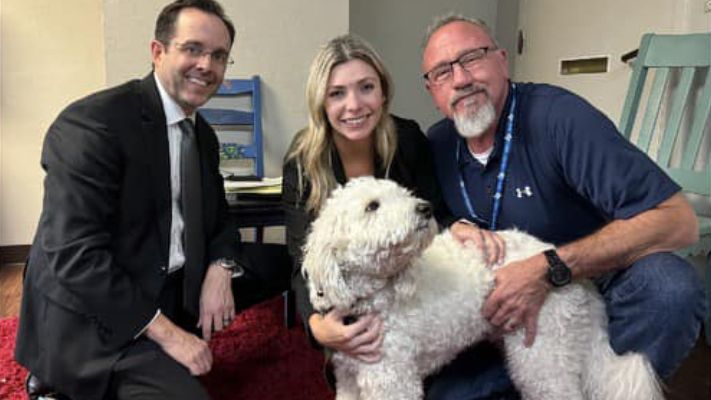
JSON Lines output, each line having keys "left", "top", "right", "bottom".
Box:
{"left": 618, "top": 32, "right": 711, "bottom": 344}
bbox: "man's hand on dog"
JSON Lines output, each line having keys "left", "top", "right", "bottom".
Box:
{"left": 450, "top": 221, "right": 506, "bottom": 266}
{"left": 482, "top": 253, "right": 550, "bottom": 347}
{"left": 309, "top": 310, "right": 384, "bottom": 363}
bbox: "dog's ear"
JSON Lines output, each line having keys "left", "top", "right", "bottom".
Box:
{"left": 302, "top": 241, "right": 357, "bottom": 312}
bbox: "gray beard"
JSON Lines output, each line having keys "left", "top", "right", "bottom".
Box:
{"left": 453, "top": 100, "right": 496, "bottom": 139}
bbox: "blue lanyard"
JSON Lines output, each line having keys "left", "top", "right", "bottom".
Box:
{"left": 456, "top": 83, "right": 517, "bottom": 230}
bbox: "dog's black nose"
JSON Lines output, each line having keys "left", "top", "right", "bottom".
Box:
{"left": 416, "top": 202, "right": 432, "bottom": 219}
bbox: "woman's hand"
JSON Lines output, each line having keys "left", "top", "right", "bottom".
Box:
{"left": 309, "top": 309, "right": 384, "bottom": 363}
{"left": 450, "top": 220, "right": 506, "bottom": 266}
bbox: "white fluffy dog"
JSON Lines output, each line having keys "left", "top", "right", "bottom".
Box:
{"left": 302, "top": 177, "right": 662, "bottom": 400}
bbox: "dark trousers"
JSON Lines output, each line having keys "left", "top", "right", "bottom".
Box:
{"left": 106, "top": 243, "right": 292, "bottom": 400}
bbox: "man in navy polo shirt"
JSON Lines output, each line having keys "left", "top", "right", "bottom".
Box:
{"left": 420, "top": 14, "right": 706, "bottom": 400}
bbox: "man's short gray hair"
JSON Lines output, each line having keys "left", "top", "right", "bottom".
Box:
{"left": 422, "top": 13, "right": 500, "bottom": 50}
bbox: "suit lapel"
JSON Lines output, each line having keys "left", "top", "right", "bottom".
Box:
{"left": 138, "top": 74, "right": 172, "bottom": 256}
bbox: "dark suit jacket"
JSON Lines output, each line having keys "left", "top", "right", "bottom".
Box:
{"left": 15, "top": 74, "right": 237, "bottom": 400}
{"left": 282, "top": 115, "right": 454, "bottom": 343}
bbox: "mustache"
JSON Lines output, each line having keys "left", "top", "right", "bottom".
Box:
{"left": 450, "top": 84, "right": 488, "bottom": 108}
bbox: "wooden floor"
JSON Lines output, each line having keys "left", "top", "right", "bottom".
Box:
{"left": 0, "top": 263, "right": 23, "bottom": 318}
{"left": 1, "top": 263, "right": 709, "bottom": 398}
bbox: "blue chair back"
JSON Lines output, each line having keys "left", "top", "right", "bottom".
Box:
{"left": 200, "top": 76, "right": 264, "bottom": 178}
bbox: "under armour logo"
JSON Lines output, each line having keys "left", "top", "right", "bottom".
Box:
{"left": 515, "top": 186, "right": 533, "bottom": 198}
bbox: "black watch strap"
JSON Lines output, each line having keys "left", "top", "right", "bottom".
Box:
{"left": 543, "top": 249, "right": 572, "bottom": 287}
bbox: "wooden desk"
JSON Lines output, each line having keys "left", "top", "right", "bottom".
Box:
{"left": 227, "top": 192, "right": 284, "bottom": 243}
{"left": 226, "top": 191, "right": 293, "bottom": 327}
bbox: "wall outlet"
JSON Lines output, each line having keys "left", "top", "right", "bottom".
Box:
{"left": 705, "top": 0, "right": 711, "bottom": 13}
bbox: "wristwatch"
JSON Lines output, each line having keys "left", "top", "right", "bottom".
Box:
{"left": 543, "top": 249, "right": 571, "bottom": 287}
{"left": 216, "top": 258, "right": 245, "bottom": 278}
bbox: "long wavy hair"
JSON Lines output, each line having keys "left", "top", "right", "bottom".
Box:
{"left": 286, "top": 34, "right": 397, "bottom": 212}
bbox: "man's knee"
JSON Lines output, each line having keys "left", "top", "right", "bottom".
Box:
{"left": 110, "top": 340, "right": 211, "bottom": 400}
{"left": 602, "top": 252, "right": 706, "bottom": 378}
{"left": 625, "top": 253, "right": 705, "bottom": 315}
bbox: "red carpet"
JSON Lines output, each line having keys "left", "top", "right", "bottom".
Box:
{"left": 0, "top": 297, "right": 333, "bottom": 400}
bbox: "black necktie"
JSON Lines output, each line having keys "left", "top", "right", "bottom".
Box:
{"left": 178, "top": 118, "right": 205, "bottom": 315}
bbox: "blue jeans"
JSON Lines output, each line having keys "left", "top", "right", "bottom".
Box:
{"left": 424, "top": 252, "right": 706, "bottom": 400}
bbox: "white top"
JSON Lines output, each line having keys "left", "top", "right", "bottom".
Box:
{"left": 154, "top": 73, "right": 194, "bottom": 274}
{"left": 469, "top": 146, "right": 494, "bottom": 167}
{"left": 135, "top": 75, "right": 194, "bottom": 337}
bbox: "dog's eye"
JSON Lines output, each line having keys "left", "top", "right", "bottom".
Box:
{"left": 365, "top": 200, "right": 380, "bottom": 212}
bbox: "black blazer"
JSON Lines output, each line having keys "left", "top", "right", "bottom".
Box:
{"left": 282, "top": 115, "right": 453, "bottom": 341}
{"left": 15, "top": 74, "right": 237, "bottom": 400}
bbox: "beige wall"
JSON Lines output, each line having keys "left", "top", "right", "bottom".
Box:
{"left": 2, "top": 1, "right": 708, "bottom": 246}
{"left": 495, "top": 0, "right": 521, "bottom": 76}
{"left": 1, "top": 0, "right": 106, "bottom": 246}
{"left": 103, "top": 0, "right": 349, "bottom": 178}
{"left": 0, "top": 0, "right": 347, "bottom": 246}
{"left": 513, "top": 0, "right": 711, "bottom": 122}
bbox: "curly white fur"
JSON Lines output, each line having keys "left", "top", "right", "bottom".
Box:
{"left": 302, "top": 177, "right": 662, "bottom": 400}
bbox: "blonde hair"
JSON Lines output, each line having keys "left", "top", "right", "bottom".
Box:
{"left": 286, "top": 34, "right": 397, "bottom": 212}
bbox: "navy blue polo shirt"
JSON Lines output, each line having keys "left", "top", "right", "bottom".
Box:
{"left": 428, "top": 82, "right": 680, "bottom": 245}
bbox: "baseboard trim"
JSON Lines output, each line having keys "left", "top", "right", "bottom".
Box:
{"left": 0, "top": 245, "right": 30, "bottom": 265}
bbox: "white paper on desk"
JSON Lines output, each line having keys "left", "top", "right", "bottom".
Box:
{"left": 224, "top": 176, "right": 283, "bottom": 192}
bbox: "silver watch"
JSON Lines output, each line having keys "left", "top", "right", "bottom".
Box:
{"left": 216, "top": 258, "right": 245, "bottom": 278}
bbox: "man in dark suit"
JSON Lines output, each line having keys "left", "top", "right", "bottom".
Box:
{"left": 15, "top": 1, "right": 289, "bottom": 399}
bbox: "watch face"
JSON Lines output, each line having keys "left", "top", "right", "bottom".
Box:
{"left": 549, "top": 265, "right": 571, "bottom": 286}
{"left": 544, "top": 250, "right": 571, "bottom": 287}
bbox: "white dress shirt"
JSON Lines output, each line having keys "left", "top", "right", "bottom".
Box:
{"left": 136, "top": 74, "right": 196, "bottom": 337}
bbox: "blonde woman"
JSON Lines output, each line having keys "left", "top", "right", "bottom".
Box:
{"left": 283, "top": 34, "right": 504, "bottom": 378}
{"left": 282, "top": 34, "right": 447, "bottom": 359}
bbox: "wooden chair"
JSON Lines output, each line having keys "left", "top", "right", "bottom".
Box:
{"left": 618, "top": 32, "right": 711, "bottom": 343}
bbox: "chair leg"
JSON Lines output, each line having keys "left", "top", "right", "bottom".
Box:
{"left": 256, "top": 226, "right": 264, "bottom": 243}
{"left": 283, "top": 290, "right": 295, "bottom": 328}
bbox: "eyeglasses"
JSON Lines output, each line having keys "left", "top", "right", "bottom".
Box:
{"left": 423, "top": 46, "right": 497, "bottom": 85}
{"left": 172, "top": 41, "right": 234, "bottom": 66}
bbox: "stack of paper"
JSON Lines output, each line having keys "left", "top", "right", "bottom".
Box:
{"left": 224, "top": 176, "right": 282, "bottom": 194}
